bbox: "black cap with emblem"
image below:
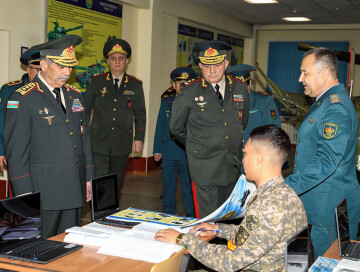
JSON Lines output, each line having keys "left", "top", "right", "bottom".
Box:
{"left": 20, "top": 48, "right": 41, "bottom": 67}
{"left": 193, "top": 40, "right": 232, "bottom": 65}
{"left": 103, "top": 36, "right": 132, "bottom": 59}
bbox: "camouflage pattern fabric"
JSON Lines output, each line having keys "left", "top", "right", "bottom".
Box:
{"left": 180, "top": 176, "right": 307, "bottom": 272}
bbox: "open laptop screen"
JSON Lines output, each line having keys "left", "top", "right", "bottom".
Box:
{"left": 285, "top": 226, "right": 309, "bottom": 272}
{"left": 91, "top": 174, "right": 119, "bottom": 221}
{"left": 335, "top": 198, "right": 351, "bottom": 256}
{"left": 0, "top": 192, "right": 41, "bottom": 249}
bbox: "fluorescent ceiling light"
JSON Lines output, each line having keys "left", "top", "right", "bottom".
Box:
{"left": 282, "top": 17, "right": 311, "bottom": 22}
{"left": 244, "top": 0, "right": 279, "bottom": 3}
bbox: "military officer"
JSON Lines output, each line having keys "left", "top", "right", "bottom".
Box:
{"left": 0, "top": 48, "right": 41, "bottom": 171}
{"left": 155, "top": 125, "right": 307, "bottom": 272}
{"left": 84, "top": 36, "right": 146, "bottom": 192}
{"left": 285, "top": 47, "right": 360, "bottom": 258}
{"left": 227, "top": 64, "right": 281, "bottom": 144}
{"left": 170, "top": 40, "right": 250, "bottom": 218}
{"left": 4, "top": 35, "right": 95, "bottom": 238}
{"left": 153, "top": 67, "right": 197, "bottom": 218}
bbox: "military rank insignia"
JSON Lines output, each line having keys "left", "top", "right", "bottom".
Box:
{"left": 7, "top": 101, "right": 19, "bottom": 109}
{"left": 323, "top": 123, "right": 338, "bottom": 139}
{"left": 100, "top": 87, "right": 108, "bottom": 97}
{"left": 270, "top": 109, "right": 277, "bottom": 119}
{"left": 123, "top": 90, "right": 135, "bottom": 95}
{"left": 233, "top": 94, "right": 243, "bottom": 102}
{"left": 227, "top": 238, "right": 238, "bottom": 252}
{"left": 72, "top": 99, "right": 84, "bottom": 112}
{"left": 239, "top": 110, "right": 243, "bottom": 119}
{"left": 330, "top": 94, "right": 340, "bottom": 103}
{"left": 309, "top": 118, "right": 314, "bottom": 124}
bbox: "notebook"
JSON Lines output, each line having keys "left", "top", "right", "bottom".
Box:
{"left": 0, "top": 192, "right": 82, "bottom": 263}
{"left": 91, "top": 174, "right": 140, "bottom": 228}
{"left": 285, "top": 226, "right": 309, "bottom": 272}
{"left": 335, "top": 198, "right": 360, "bottom": 260}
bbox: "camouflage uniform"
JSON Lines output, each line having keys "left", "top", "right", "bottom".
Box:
{"left": 179, "top": 176, "right": 307, "bottom": 272}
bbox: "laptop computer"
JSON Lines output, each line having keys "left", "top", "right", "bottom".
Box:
{"left": 0, "top": 192, "right": 82, "bottom": 264}
{"left": 91, "top": 174, "right": 140, "bottom": 228}
{"left": 335, "top": 198, "right": 360, "bottom": 260}
{"left": 285, "top": 226, "right": 309, "bottom": 272}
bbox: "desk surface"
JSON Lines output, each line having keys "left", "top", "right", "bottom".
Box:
{"left": 323, "top": 239, "right": 360, "bottom": 260}
{"left": 0, "top": 233, "right": 155, "bottom": 272}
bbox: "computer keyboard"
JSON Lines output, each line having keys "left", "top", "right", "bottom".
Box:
{"left": 96, "top": 218, "right": 140, "bottom": 228}
{"left": 7, "top": 240, "right": 64, "bottom": 258}
{"left": 344, "top": 242, "right": 360, "bottom": 259}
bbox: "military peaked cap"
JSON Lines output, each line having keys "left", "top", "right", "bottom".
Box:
{"left": 227, "top": 64, "right": 256, "bottom": 82}
{"left": 103, "top": 36, "right": 131, "bottom": 59}
{"left": 193, "top": 40, "right": 232, "bottom": 65}
{"left": 20, "top": 48, "right": 40, "bottom": 66}
{"left": 170, "top": 67, "right": 197, "bottom": 81}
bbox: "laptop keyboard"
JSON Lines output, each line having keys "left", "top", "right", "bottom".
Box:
{"left": 344, "top": 242, "right": 360, "bottom": 259}
{"left": 96, "top": 218, "right": 139, "bottom": 228}
{"left": 6, "top": 240, "right": 64, "bottom": 259}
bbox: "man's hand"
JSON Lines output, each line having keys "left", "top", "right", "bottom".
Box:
{"left": 86, "top": 181, "right": 91, "bottom": 202}
{"left": 0, "top": 156, "right": 7, "bottom": 172}
{"left": 133, "top": 140, "right": 143, "bottom": 153}
{"left": 189, "top": 222, "right": 218, "bottom": 237}
{"left": 154, "top": 228, "right": 180, "bottom": 244}
{"left": 154, "top": 154, "right": 162, "bottom": 161}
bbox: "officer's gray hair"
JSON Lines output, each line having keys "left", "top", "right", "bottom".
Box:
{"left": 303, "top": 47, "right": 338, "bottom": 79}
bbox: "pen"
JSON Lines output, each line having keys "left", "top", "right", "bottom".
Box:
{"left": 200, "top": 228, "right": 222, "bottom": 233}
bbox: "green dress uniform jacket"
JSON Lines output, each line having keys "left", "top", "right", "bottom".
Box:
{"left": 285, "top": 83, "right": 360, "bottom": 256}
{"left": 0, "top": 79, "right": 29, "bottom": 156}
{"left": 84, "top": 72, "right": 146, "bottom": 156}
{"left": 179, "top": 176, "right": 307, "bottom": 272}
{"left": 170, "top": 75, "right": 249, "bottom": 187}
{"left": 4, "top": 75, "right": 95, "bottom": 210}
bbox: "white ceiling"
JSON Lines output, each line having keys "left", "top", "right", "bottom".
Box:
{"left": 192, "top": 0, "right": 360, "bottom": 25}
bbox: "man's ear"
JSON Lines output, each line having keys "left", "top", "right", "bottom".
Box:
{"left": 40, "top": 59, "right": 47, "bottom": 71}
{"left": 256, "top": 151, "right": 262, "bottom": 166}
{"left": 172, "top": 82, "right": 176, "bottom": 89}
{"left": 321, "top": 68, "right": 330, "bottom": 81}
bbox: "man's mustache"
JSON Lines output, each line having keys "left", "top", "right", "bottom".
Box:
{"left": 58, "top": 75, "right": 70, "bottom": 80}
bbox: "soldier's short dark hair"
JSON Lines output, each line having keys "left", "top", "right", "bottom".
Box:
{"left": 249, "top": 125, "right": 291, "bottom": 163}
{"left": 303, "top": 47, "right": 338, "bottom": 79}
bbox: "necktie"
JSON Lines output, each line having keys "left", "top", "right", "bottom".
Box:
{"left": 53, "top": 88, "right": 66, "bottom": 113}
{"left": 215, "top": 84, "right": 223, "bottom": 107}
{"left": 114, "top": 78, "right": 119, "bottom": 90}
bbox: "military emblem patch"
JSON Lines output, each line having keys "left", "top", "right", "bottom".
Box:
{"left": 7, "top": 101, "right": 19, "bottom": 109}
{"left": 233, "top": 95, "right": 243, "bottom": 102}
{"left": 239, "top": 110, "right": 243, "bottom": 119}
{"left": 234, "top": 226, "right": 250, "bottom": 246}
{"left": 330, "top": 94, "right": 340, "bottom": 103}
{"left": 270, "top": 109, "right": 277, "bottom": 119}
{"left": 246, "top": 215, "right": 261, "bottom": 231}
{"left": 323, "top": 123, "right": 338, "bottom": 139}
{"left": 123, "top": 90, "right": 135, "bottom": 95}
{"left": 227, "top": 238, "right": 238, "bottom": 251}
{"left": 249, "top": 110, "right": 258, "bottom": 114}
{"left": 72, "top": 99, "right": 85, "bottom": 112}
{"left": 309, "top": 118, "right": 314, "bottom": 124}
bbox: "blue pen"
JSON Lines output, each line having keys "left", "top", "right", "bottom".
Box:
{"left": 200, "top": 228, "right": 222, "bottom": 233}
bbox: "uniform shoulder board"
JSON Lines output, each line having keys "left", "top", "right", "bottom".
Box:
{"left": 6, "top": 80, "right": 22, "bottom": 86}
{"left": 93, "top": 72, "right": 107, "bottom": 78}
{"left": 127, "top": 74, "right": 142, "bottom": 83}
{"left": 228, "top": 74, "right": 246, "bottom": 84}
{"left": 16, "top": 82, "right": 42, "bottom": 96}
{"left": 254, "top": 90, "right": 270, "bottom": 96}
{"left": 184, "top": 77, "right": 201, "bottom": 87}
{"left": 161, "top": 87, "right": 176, "bottom": 98}
{"left": 65, "top": 84, "right": 82, "bottom": 94}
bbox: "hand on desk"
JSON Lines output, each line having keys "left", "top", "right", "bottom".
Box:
{"left": 154, "top": 228, "right": 179, "bottom": 244}
{"left": 189, "top": 223, "right": 219, "bottom": 237}
{"left": 86, "top": 181, "right": 91, "bottom": 202}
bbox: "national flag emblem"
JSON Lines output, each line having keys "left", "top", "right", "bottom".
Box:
{"left": 7, "top": 101, "right": 19, "bottom": 109}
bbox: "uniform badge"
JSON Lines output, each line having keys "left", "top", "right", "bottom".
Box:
{"left": 197, "top": 102, "right": 207, "bottom": 107}
{"left": 234, "top": 226, "right": 250, "bottom": 246}
{"left": 127, "top": 100, "right": 132, "bottom": 109}
{"left": 199, "top": 96, "right": 204, "bottom": 102}
{"left": 100, "top": 87, "right": 108, "bottom": 97}
{"left": 44, "top": 108, "right": 49, "bottom": 115}
{"left": 233, "top": 94, "right": 243, "bottom": 102}
{"left": 194, "top": 97, "right": 199, "bottom": 101}
{"left": 7, "top": 101, "right": 19, "bottom": 109}
{"left": 42, "top": 115, "right": 55, "bottom": 126}
{"left": 123, "top": 90, "right": 135, "bottom": 95}
{"left": 39, "top": 109, "right": 43, "bottom": 114}
{"left": 239, "top": 110, "right": 243, "bottom": 119}
{"left": 309, "top": 118, "right": 314, "bottom": 124}
{"left": 227, "top": 238, "right": 238, "bottom": 252}
{"left": 72, "top": 99, "right": 84, "bottom": 112}
{"left": 330, "top": 94, "right": 340, "bottom": 103}
{"left": 323, "top": 123, "right": 338, "bottom": 139}
{"left": 245, "top": 215, "right": 261, "bottom": 231}
{"left": 249, "top": 110, "right": 258, "bottom": 114}
{"left": 270, "top": 109, "right": 277, "bottom": 119}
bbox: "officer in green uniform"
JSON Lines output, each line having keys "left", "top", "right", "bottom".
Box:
{"left": 170, "top": 41, "right": 249, "bottom": 217}
{"left": 84, "top": 37, "right": 146, "bottom": 192}
{"left": 0, "top": 48, "right": 41, "bottom": 171}
{"left": 4, "top": 35, "right": 95, "bottom": 238}
{"left": 227, "top": 64, "right": 281, "bottom": 144}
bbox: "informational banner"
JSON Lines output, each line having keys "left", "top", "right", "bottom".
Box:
{"left": 217, "top": 33, "right": 244, "bottom": 66}
{"left": 177, "top": 23, "right": 214, "bottom": 73}
{"left": 47, "top": 0, "right": 122, "bottom": 90}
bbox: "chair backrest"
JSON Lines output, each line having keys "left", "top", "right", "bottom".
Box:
{"left": 150, "top": 248, "right": 186, "bottom": 272}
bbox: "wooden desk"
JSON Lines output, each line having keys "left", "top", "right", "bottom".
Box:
{"left": 0, "top": 233, "right": 155, "bottom": 272}
{"left": 323, "top": 239, "right": 360, "bottom": 260}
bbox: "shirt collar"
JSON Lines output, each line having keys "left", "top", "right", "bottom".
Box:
{"left": 316, "top": 83, "right": 340, "bottom": 101}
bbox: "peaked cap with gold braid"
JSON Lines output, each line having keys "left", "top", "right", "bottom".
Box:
{"left": 32, "top": 35, "right": 82, "bottom": 67}
{"left": 103, "top": 36, "right": 132, "bottom": 59}
{"left": 193, "top": 40, "right": 232, "bottom": 65}
{"left": 227, "top": 64, "right": 256, "bottom": 83}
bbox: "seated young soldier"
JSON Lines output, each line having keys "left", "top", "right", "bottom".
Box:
{"left": 155, "top": 125, "right": 307, "bottom": 272}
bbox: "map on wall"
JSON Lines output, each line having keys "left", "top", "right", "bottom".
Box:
{"left": 177, "top": 23, "right": 214, "bottom": 74}
{"left": 217, "top": 33, "right": 244, "bottom": 66}
{"left": 47, "top": 0, "right": 122, "bottom": 91}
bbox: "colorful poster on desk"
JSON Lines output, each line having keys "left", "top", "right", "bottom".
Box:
{"left": 47, "top": 0, "right": 122, "bottom": 91}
